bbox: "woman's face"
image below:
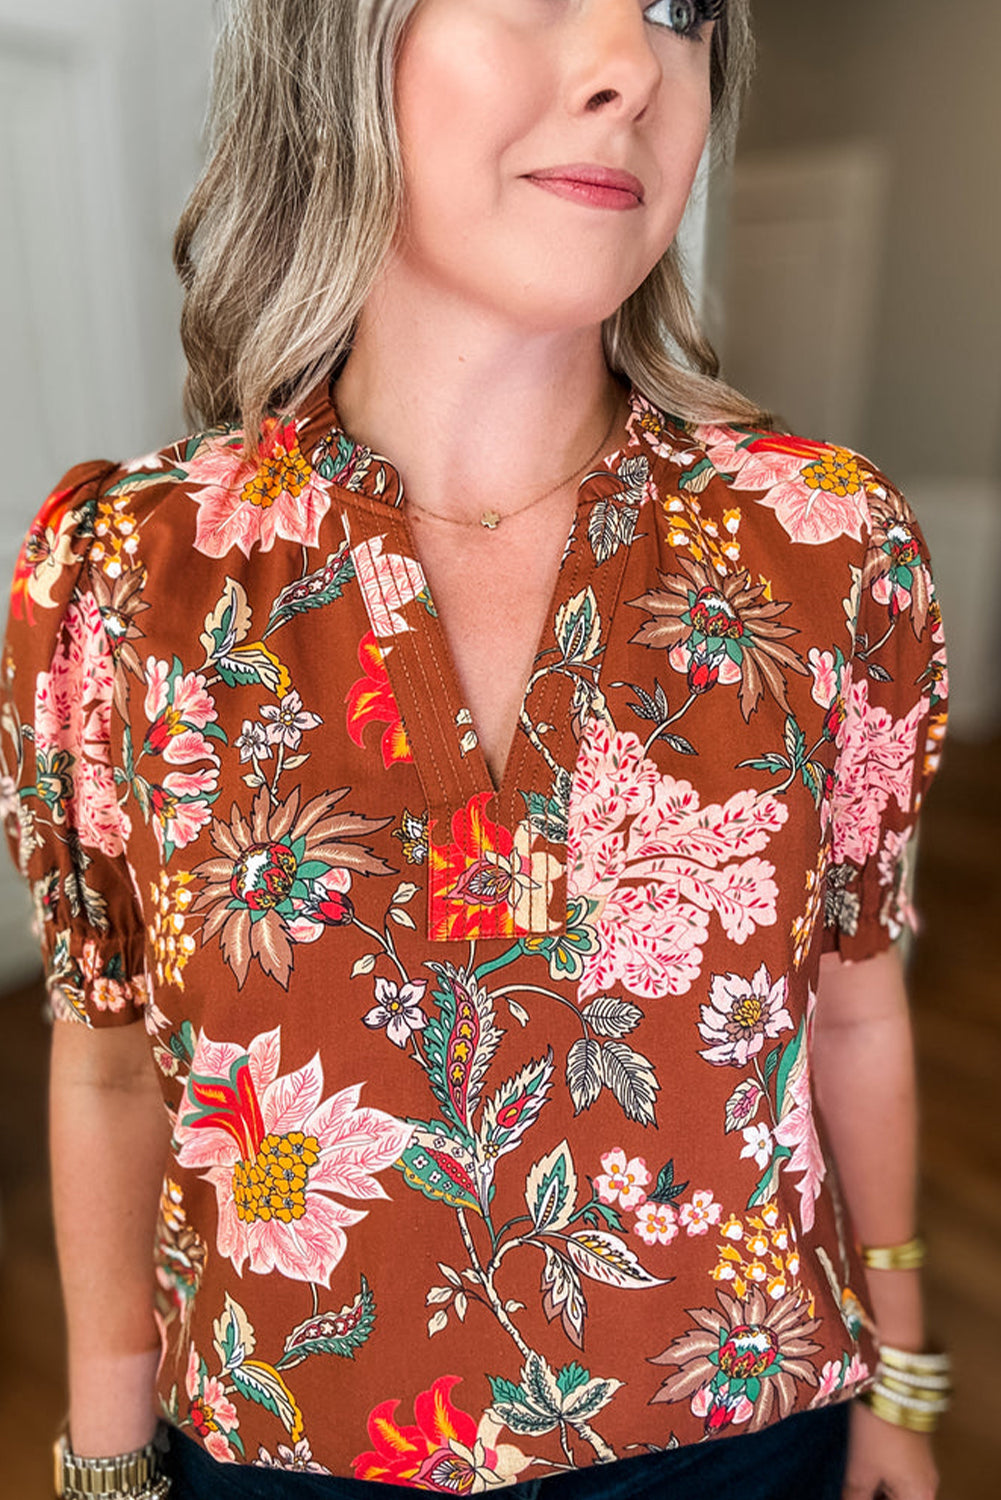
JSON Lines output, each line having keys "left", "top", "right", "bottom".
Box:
{"left": 392, "top": 0, "right": 716, "bottom": 333}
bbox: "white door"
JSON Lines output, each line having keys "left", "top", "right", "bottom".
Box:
{"left": 0, "top": 0, "right": 214, "bottom": 985}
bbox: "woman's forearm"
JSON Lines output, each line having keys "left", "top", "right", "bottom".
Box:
{"left": 810, "top": 947, "right": 927, "bottom": 1351}
{"left": 50, "top": 1019, "right": 172, "bottom": 1457}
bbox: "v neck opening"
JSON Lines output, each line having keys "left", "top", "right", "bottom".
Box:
{"left": 320, "top": 378, "right": 649, "bottom": 940}
{"left": 392, "top": 495, "right": 583, "bottom": 811}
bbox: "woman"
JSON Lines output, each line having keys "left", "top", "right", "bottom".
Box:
{"left": 2, "top": 2, "right": 950, "bottom": 1498}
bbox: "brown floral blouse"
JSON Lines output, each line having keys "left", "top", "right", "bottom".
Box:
{"left": 1, "top": 377, "right": 948, "bottom": 1484}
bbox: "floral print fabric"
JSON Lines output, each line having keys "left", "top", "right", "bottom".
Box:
{"left": 1, "top": 379, "right": 948, "bottom": 1484}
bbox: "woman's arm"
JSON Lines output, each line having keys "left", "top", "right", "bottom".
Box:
{"left": 810, "top": 944, "right": 927, "bottom": 1350}
{"left": 50, "top": 1019, "right": 171, "bottom": 1457}
{"left": 811, "top": 945, "right": 941, "bottom": 1499}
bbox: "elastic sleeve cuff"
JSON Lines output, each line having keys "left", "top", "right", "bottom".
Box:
{"left": 42, "top": 927, "right": 149, "bottom": 1027}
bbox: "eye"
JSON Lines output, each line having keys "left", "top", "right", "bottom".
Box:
{"left": 643, "top": 0, "right": 709, "bottom": 41}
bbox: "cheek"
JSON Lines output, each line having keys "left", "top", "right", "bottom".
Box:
{"left": 649, "top": 76, "right": 713, "bottom": 222}
{"left": 395, "top": 11, "right": 536, "bottom": 217}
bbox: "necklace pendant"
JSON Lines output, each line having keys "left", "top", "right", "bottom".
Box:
{"left": 480, "top": 509, "right": 501, "bottom": 531}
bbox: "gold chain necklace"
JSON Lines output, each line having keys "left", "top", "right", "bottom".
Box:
{"left": 404, "top": 396, "right": 621, "bottom": 531}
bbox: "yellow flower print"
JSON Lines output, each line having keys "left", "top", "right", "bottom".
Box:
{"left": 149, "top": 870, "right": 196, "bottom": 988}
{"left": 661, "top": 494, "right": 743, "bottom": 574}
{"left": 90, "top": 495, "right": 141, "bottom": 580}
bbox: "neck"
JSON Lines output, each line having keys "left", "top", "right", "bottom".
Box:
{"left": 330, "top": 263, "right": 628, "bottom": 523}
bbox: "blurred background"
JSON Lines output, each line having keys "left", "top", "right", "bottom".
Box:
{"left": 0, "top": 0, "right": 998, "bottom": 1494}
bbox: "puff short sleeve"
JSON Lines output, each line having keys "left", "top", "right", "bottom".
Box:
{"left": 1, "top": 462, "right": 148, "bottom": 1026}
{"left": 821, "top": 472, "right": 949, "bottom": 963}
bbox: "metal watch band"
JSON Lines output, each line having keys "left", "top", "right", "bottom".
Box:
{"left": 53, "top": 1429, "right": 167, "bottom": 1498}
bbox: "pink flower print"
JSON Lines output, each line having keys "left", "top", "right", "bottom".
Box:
{"left": 808, "top": 1354, "right": 870, "bottom": 1407}
{"left": 634, "top": 1201, "right": 679, "bottom": 1246}
{"left": 74, "top": 754, "right": 134, "bottom": 858}
{"left": 351, "top": 534, "right": 428, "bottom": 637}
{"left": 185, "top": 1346, "right": 239, "bottom": 1462}
{"left": 80, "top": 939, "right": 137, "bottom": 1014}
{"left": 143, "top": 658, "right": 220, "bottom": 766}
{"left": 568, "top": 722, "right": 788, "bottom": 1002}
{"left": 595, "top": 1148, "right": 651, "bottom": 1210}
{"left": 831, "top": 674, "right": 927, "bottom": 867}
{"left": 678, "top": 1189, "right": 723, "bottom": 1236}
{"left": 807, "top": 647, "right": 851, "bottom": 713}
{"left": 696, "top": 427, "right": 869, "bottom": 545}
{"left": 187, "top": 420, "right": 331, "bottom": 559}
{"left": 627, "top": 391, "right": 686, "bottom": 460}
{"left": 149, "top": 767, "right": 219, "bottom": 858}
{"left": 773, "top": 991, "right": 826, "bottom": 1234}
{"left": 33, "top": 593, "right": 127, "bottom": 858}
{"left": 260, "top": 690, "right": 323, "bottom": 751}
{"left": 812, "top": 1361, "right": 844, "bottom": 1404}
{"left": 175, "top": 1026, "right": 413, "bottom": 1284}
{"left": 697, "top": 963, "right": 794, "bottom": 1067}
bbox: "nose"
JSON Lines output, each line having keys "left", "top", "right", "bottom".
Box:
{"left": 566, "top": 0, "right": 663, "bottom": 119}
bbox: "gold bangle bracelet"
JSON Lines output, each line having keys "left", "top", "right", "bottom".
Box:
{"left": 858, "top": 1386, "right": 941, "bottom": 1433}
{"left": 860, "top": 1234, "right": 926, "bottom": 1270}
{"left": 877, "top": 1373, "right": 951, "bottom": 1408}
{"left": 877, "top": 1343, "right": 951, "bottom": 1376}
{"left": 878, "top": 1369, "right": 952, "bottom": 1397}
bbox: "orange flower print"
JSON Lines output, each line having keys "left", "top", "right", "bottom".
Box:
{"left": 345, "top": 631, "right": 412, "bottom": 768}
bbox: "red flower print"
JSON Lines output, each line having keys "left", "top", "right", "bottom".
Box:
{"left": 428, "top": 792, "right": 560, "bottom": 941}
{"left": 345, "top": 631, "right": 412, "bottom": 768}
{"left": 185, "top": 1346, "right": 239, "bottom": 1462}
{"left": 10, "top": 481, "right": 81, "bottom": 624}
{"left": 352, "top": 1375, "right": 529, "bottom": 1490}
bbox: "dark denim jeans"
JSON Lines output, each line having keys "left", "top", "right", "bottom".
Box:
{"left": 166, "top": 1397, "right": 852, "bottom": 1500}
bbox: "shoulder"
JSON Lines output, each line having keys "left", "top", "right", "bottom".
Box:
{"left": 629, "top": 393, "right": 926, "bottom": 559}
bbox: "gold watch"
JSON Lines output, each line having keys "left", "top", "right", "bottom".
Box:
{"left": 53, "top": 1425, "right": 170, "bottom": 1499}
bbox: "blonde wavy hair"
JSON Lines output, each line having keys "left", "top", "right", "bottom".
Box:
{"left": 175, "top": 0, "right": 772, "bottom": 443}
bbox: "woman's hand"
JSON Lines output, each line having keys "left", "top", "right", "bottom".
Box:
{"left": 843, "top": 1399, "right": 940, "bottom": 1499}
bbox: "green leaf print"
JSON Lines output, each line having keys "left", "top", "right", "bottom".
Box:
{"left": 279, "top": 1277, "right": 376, "bottom": 1367}
{"left": 396, "top": 1119, "right": 483, "bottom": 1217}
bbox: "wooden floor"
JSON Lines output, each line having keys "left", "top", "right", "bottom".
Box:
{"left": 0, "top": 737, "right": 998, "bottom": 1497}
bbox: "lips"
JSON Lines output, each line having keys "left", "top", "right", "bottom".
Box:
{"left": 526, "top": 163, "right": 645, "bottom": 203}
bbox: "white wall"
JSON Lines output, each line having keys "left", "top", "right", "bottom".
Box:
{"left": 0, "top": 0, "right": 214, "bottom": 987}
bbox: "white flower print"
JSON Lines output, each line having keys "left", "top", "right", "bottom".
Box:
{"left": 362, "top": 977, "right": 429, "bottom": 1048}
{"left": 740, "top": 1122, "right": 774, "bottom": 1171}
{"left": 697, "top": 963, "right": 794, "bottom": 1067}
{"left": 260, "top": 690, "right": 323, "bottom": 750}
